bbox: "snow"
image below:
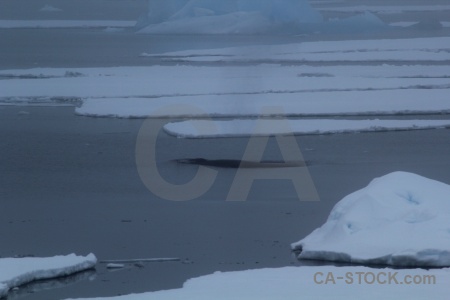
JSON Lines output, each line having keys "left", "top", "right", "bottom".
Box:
{"left": 292, "top": 172, "right": 450, "bottom": 267}
{"left": 144, "top": 37, "right": 450, "bottom": 63}
{"left": 64, "top": 265, "right": 450, "bottom": 300}
{"left": 0, "top": 253, "right": 97, "bottom": 298}
{"left": 2, "top": 64, "right": 450, "bottom": 101}
{"left": 0, "top": 20, "right": 136, "bottom": 29}
{"left": 75, "top": 89, "right": 450, "bottom": 118}
{"left": 163, "top": 119, "right": 450, "bottom": 138}
{"left": 1, "top": 37, "right": 449, "bottom": 136}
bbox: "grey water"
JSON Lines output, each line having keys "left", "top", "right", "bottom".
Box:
{"left": 2, "top": 105, "right": 450, "bottom": 299}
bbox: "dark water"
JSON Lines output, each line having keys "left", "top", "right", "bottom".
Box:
{"left": 1, "top": 105, "right": 450, "bottom": 299}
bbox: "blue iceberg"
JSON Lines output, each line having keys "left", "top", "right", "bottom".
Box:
{"left": 137, "top": 0, "right": 386, "bottom": 34}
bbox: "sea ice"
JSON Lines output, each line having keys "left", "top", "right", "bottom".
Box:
{"left": 0, "top": 253, "right": 97, "bottom": 298}
{"left": 64, "top": 265, "right": 450, "bottom": 299}
{"left": 292, "top": 172, "right": 450, "bottom": 267}
{"left": 163, "top": 119, "right": 450, "bottom": 138}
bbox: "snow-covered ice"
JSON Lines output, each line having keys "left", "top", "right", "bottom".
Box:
{"left": 2, "top": 63, "right": 450, "bottom": 100}
{"left": 292, "top": 172, "right": 450, "bottom": 267}
{"left": 75, "top": 89, "right": 450, "bottom": 118}
{"left": 163, "top": 119, "right": 450, "bottom": 138}
{"left": 0, "top": 253, "right": 97, "bottom": 298}
{"left": 144, "top": 37, "right": 450, "bottom": 63}
{"left": 1, "top": 37, "right": 449, "bottom": 136}
{"left": 64, "top": 265, "right": 450, "bottom": 300}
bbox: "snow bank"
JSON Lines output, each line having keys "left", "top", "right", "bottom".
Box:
{"left": 292, "top": 172, "right": 450, "bottom": 267}
{"left": 163, "top": 119, "right": 450, "bottom": 138}
{"left": 0, "top": 253, "right": 97, "bottom": 298}
{"left": 137, "top": 0, "right": 385, "bottom": 34}
{"left": 64, "top": 265, "right": 450, "bottom": 300}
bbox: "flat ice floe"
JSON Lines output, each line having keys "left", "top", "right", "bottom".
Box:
{"left": 164, "top": 119, "right": 450, "bottom": 138}
{"left": 143, "top": 37, "right": 450, "bottom": 63}
{"left": 292, "top": 172, "right": 450, "bottom": 267}
{"left": 75, "top": 90, "right": 450, "bottom": 118}
{"left": 2, "top": 64, "right": 450, "bottom": 100}
{"left": 65, "top": 265, "right": 450, "bottom": 300}
{"left": 0, "top": 253, "right": 97, "bottom": 298}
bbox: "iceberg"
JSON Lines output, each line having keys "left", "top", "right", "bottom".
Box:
{"left": 137, "top": 0, "right": 385, "bottom": 34}
{"left": 292, "top": 172, "right": 450, "bottom": 267}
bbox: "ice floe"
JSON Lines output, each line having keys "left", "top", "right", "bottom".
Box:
{"left": 145, "top": 37, "right": 450, "bottom": 63}
{"left": 163, "top": 119, "right": 450, "bottom": 138}
{"left": 0, "top": 253, "right": 97, "bottom": 298}
{"left": 75, "top": 89, "right": 450, "bottom": 118}
{"left": 292, "top": 172, "right": 450, "bottom": 267}
{"left": 63, "top": 265, "right": 450, "bottom": 299}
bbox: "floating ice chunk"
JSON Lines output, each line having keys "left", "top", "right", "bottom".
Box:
{"left": 0, "top": 253, "right": 97, "bottom": 298}
{"left": 292, "top": 172, "right": 450, "bottom": 267}
{"left": 106, "top": 263, "right": 125, "bottom": 269}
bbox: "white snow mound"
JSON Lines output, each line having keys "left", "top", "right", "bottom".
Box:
{"left": 292, "top": 172, "right": 450, "bottom": 267}
{"left": 0, "top": 253, "right": 97, "bottom": 298}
